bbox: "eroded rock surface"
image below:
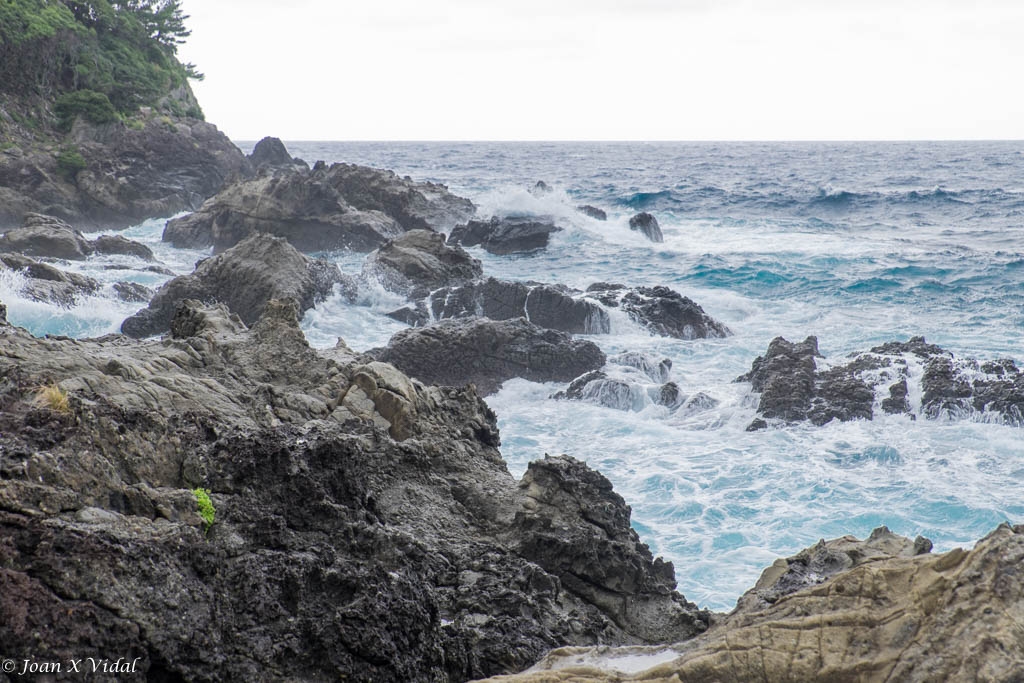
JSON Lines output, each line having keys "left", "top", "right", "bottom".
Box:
{"left": 0, "top": 300, "right": 708, "bottom": 682}
{"left": 739, "top": 335, "right": 1024, "bottom": 428}
{"left": 371, "top": 317, "right": 607, "bottom": 396}
{"left": 585, "top": 283, "right": 731, "bottom": 340}
{"left": 628, "top": 212, "right": 664, "bottom": 243}
{"left": 0, "top": 252, "right": 148, "bottom": 307}
{"left": 0, "top": 213, "right": 153, "bottom": 261}
{"left": 121, "top": 233, "right": 351, "bottom": 338}
{"left": 363, "top": 229, "right": 482, "bottom": 298}
{"left": 484, "top": 525, "right": 1024, "bottom": 683}
{"left": 448, "top": 216, "right": 563, "bottom": 255}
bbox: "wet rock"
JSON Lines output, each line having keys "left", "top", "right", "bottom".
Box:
{"left": 585, "top": 283, "right": 730, "bottom": 340}
{"left": 92, "top": 234, "right": 155, "bottom": 260}
{"left": 406, "top": 277, "right": 610, "bottom": 335}
{"left": 363, "top": 229, "right": 482, "bottom": 298}
{"left": 0, "top": 301, "right": 703, "bottom": 681}
{"left": 112, "top": 281, "right": 153, "bottom": 303}
{"left": 576, "top": 205, "right": 607, "bottom": 221}
{"left": 628, "top": 212, "right": 664, "bottom": 243}
{"left": 448, "top": 217, "right": 563, "bottom": 255}
{"left": 247, "top": 136, "right": 304, "bottom": 169}
{"left": 655, "top": 381, "right": 684, "bottom": 410}
{"left": 121, "top": 233, "right": 350, "bottom": 338}
{"left": 530, "top": 180, "right": 553, "bottom": 196}
{"left": 164, "top": 162, "right": 475, "bottom": 252}
{"left": 371, "top": 317, "right": 606, "bottom": 396}
{"left": 0, "top": 252, "right": 100, "bottom": 307}
{"left": 882, "top": 378, "right": 911, "bottom": 414}
{"left": 611, "top": 351, "right": 672, "bottom": 382}
{"left": 552, "top": 370, "right": 607, "bottom": 401}
{"left": 581, "top": 378, "right": 646, "bottom": 411}
{"left": 499, "top": 526, "right": 1024, "bottom": 683}
{"left": 0, "top": 213, "right": 92, "bottom": 260}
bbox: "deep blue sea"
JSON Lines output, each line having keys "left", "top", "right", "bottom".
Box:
{"left": 4, "top": 141, "right": 1024, "bottom": 611}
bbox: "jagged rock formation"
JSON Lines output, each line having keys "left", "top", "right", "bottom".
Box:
{"left": 738, "top": 335, "right": 1024, "bottom": 429}
{"left": 584, "top": 283, "right": 731, "bottom": 340}
{"left": 576, "top": 205, "right": 607, "bottom": 221}
{"left": 0, "top": 300, "right": 708, "bottom": 682}
{"left": 246, "top": 136, "right": 305, "bottom": 170}
{"left": 363, "top": 229, "right": 482, "bottom": 298}
{"left": 0, "top": 252, "right": 149, "bottom": 307}
{"left": 163, "top": 160, "right": 475, "bottom": 253}
{"left": 628, "top": 212, "right": 664, "bottom": 243}
{"left": 370, "top": 317, "right": 607, "bottom": 396}
{"left": 448, "top": 216, "right": 563, "bottom": 255}
{"left": 121, "top": 233, "right": 351, "bottom": 338}
{"left": 0, "top": 213, "right": 154, "bottom": 261}
{"left": 484, "top": 525, "right": 1024, "bottom": 682}
{"left": 0, "top": 116, "right": 246, "bottom": 230}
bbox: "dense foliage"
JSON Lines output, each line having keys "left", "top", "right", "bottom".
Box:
{"left": 0, "top": 0, "right": 202, "bottom": 118}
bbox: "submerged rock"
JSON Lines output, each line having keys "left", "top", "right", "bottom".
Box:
{"left": 585, "top": 283, "right": 731, "bottom": 340}
{"left": 739, "top": 335, "right": 1024, "bottom": 428}
{"left": 448, "top": 216, "right": 563, "bottom": 255}
{"left": 493, "top": 525, "right": 1024, "bottom": 683}
{"left": 628, "top": 212, "right": 664, "bottom": 243}
{"left": 164, "top": 161, "right": 475, "bottom": 252}
{"left": 0, "top": 252, "right": 100, "bottom": 307}
{"left": 371, "top": 317, "right": 607, "bottom": 395}
{"left": 121, "top": 233, "right": 351, "bottom": 337}
{"left": 0, "top": 300, "right": 707, "bottom": 681}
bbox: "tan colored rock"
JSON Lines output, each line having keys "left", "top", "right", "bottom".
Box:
{"left": 483, "top": 524, "right": 1024, "bottom": 683}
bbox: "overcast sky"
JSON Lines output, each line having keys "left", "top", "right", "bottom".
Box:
{"left": 178, "top": 0, "right": 1024, "bottom": 141}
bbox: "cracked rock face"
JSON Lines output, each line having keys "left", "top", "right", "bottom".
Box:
{"left": 585, "top": 283, "right": 731, "bottom": 340}
{"left": 739, "top": 335, "right": 1024, "bottom": 429}
{"left": 363, "top": 229, "right": 483, "bottom": 298}
{"left": 484, "top": 524, "right": 1024, "bottom": 683}
{"left": 0, "top": 301, "right": 708, "bottom": 681}
{"left": 447, "top": 216, "right": 563, "bottom": 255}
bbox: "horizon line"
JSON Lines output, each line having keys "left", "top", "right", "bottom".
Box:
{"left": 231, "top": 138, "right": 1024, "bottom": 144}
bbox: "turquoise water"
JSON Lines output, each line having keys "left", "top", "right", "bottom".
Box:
{"left": 5, "top": 141, "right": 1024, "bottom": 610}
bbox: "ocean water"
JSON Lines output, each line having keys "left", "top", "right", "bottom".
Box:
{"left": 5, "top": 141, "right": 1024, "bottom": 611}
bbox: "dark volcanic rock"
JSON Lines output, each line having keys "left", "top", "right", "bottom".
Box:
{"left": 628, "top": 212, "right": 664, "bottom": 243}
{"left": 372, "top": 317, "right": 607, "bottom": 395}
{"left": 164, "top": 162, "right": 474, "bottom": 252}
{"left": 577, "top": 205, "right": 608, "bottom": 221}
{"left": 0, "top": 300, "right": 708, "bottom": 682}
{"left": 363, "top": 229, "right": 482, "bottom": 298}
{"left": 448, "top": 217, "right": 563, "bottom": 255}
{"left": 740, "top": 335, "right": 1024, "bottom": 428}
{"left": 530, "top": 180, "right": 553, "bottom": 196}
{"left": 0, "top": 116, "right": 246, "bottom": 230}
{"left": 247, "top": 136, "right": 303, "bottom": 169}
{"left": 397, "top": 277, "right": 610, "bottom": 335}
{"left": 512, "top": 455, "right": 709, "bottom": 643}
{"left": 552, "top": 370, "right": 608, "bottom": 401}
{"left": 121, "top": 233, "right": 351, "bottom": 337}
{"left": 585, "top": 283, "right": 730, "bottom": 340}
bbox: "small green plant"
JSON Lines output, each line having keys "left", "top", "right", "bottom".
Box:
{"left": 54, "top": 90, "right": 119, "bottom": 131}
{"left": 192, "top": 487, "right": 215, "bottom": 534}
{"left": 33, "top": 382, "right": 70, "bottom": 414}
{"left": 56, "top": 146, "right": 87, "bottom": 180}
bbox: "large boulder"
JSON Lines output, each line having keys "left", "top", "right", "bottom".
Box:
{"left": 576, "top": 205, "right": 608, "bottom": 221}
{"left": 371, "top": 317, "right": 607, "bottom": 395}
{"left": 628, "top": 212, "right": 664, "bottom": 243}
{"left": 363, "top": 229, "right": 482, "bottom": 298}
{"left": 738, "top": 335, "right": 1024, "bottom": 429}
{"left": 0, "top": 300, "right": 709, "bottom": 682}
{"left": 121, "top": 233, "right": 351, "bottom": 337}
{"left": 246, "top": 136, "right": 304, "bottom": 170}
{"left": 0, "top": 115, "right": 247, "bottom": 230}
{"left": 448, "top": 216, "right": 563, "bottom": 255}
{"left": 0, "top": 213, "right": 155, "bottom": 261}
{"left": 391, "top": 277, "right": 611, "bottom": 335}
{"left": 585, "top": 283, "right": 730, "bottom": 340}
{"left": 163, "top": 162, "right": 475, "bottom": 253}
{"left": 492, "top": 525, "right": 1024, "bottom": 683}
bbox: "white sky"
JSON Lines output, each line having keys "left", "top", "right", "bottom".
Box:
{"left": 178, "top": 0, "right": 1024, "bottom": 141}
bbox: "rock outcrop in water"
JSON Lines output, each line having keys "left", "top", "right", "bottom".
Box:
{"left": 370, "top": 317, "right": 607, "bottom": 395}
{"left": 121, "top": 233, "right": 352, "bottom": 338}
{"left": 0, "top": 116, "right": 246, "bottom": 231}
{"left": 739, "top": 335, "right": 1024, "bottom": 429}
{"left": 0, "top": 300, "right": 708, "bottom": 681}
{"left": 247, "top": 136, "right": 307, "bottom": 171}
{"left": 448, "top": 216, "right": 563, "bottom": 255}
{"left": 576, "top": 205, "right": 607, "bottom": 221}
{"left": 0, "top": 213, "right": 154, "bottom": 261}
{"left": 163, "top": 160, "right": 476, "bottom": 252}
{"left": 0, "top": 252, "right": 151, "bottom": 308}
{"left": 362, "top": 229, "right": 483, "bottom": 298}
{"left": 585, "top": 283, "right": 731, "bottom": 340}
{"left": 628, "top": 212, "right": 664, "bottom": 243}
{"left": 484, "top": 524, "right": 1024, "bottom": 682}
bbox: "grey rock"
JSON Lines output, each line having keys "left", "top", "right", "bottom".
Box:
{"left": 112, "top": 281, "right": 153, "bottom": 303}
{"left": 92, "top": 234, "right": 155, "bottom": 260}
{"left": 363, "top": 229, "right": 482, "bottom": 298}
{"left": 247, "top": 136, "right": 304, "bottom": 169}
{"left": 448, "top": 217, "right": 563, "bottom": 255}
{"left": 0, "top": 252, "right": 100, "bottom": 307}
{"left": 372, "top": 317, "right": 606, "bottom": 396}
{"left": 121, "top": 233, "right": 350, "bottom": 338}
{"left": 577, "top": 205, "right": 607, "bottom": 221}
{"left": 612, "top": 351, "right": 672, "bottom": 382}
{"left": 552, "top": 370, "right": 608, "bottom": 401}
{"left": 628, "top": 212, "right": 664, "bottom": 243}
{"left": 0, "top": 213, "right": 92, "bottom": 260}
{"left": 585, "top": 283, "right": 731, "bottom": 340}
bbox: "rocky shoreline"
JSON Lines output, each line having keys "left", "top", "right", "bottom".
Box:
{"left": 2, "top": 136, "right": 1023, "bottom": 680}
